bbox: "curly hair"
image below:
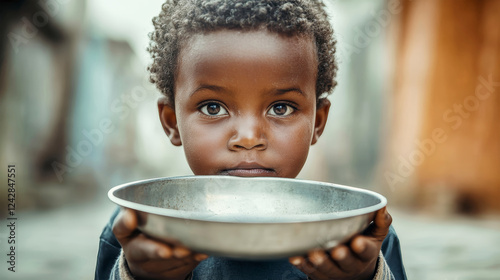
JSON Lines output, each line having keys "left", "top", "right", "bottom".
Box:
{"left": 148, "top": 0, "right": 337, "bottom": 106}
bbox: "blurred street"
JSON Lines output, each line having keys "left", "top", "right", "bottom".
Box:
{"left": 0, "top": 189, "right": 115, "bottom": 280}
{"left": 391, "top": 210, "right": 500, "bottom": 279}
{"left": 1, "top": 195, "right": 500, "bottom": 280}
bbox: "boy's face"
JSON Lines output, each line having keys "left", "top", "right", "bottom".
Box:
{"left": 159, "top": 30, "right": 329, "bottom": 178}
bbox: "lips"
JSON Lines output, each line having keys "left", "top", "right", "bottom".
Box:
{"left": 220, "top": 162, "right": 276, "bottom": 177}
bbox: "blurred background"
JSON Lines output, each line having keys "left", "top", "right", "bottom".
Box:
{"left": 1, "top": 0, "right": 499, "bottom": 279}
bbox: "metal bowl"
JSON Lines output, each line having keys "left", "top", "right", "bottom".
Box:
{"left": 108, "top": 176, "right": 386, "bottom": 260}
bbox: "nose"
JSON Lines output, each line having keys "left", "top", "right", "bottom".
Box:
{"left": 228, "top": 116, "right": 267, "bottom": 151}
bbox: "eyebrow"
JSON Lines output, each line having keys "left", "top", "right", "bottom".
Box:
{"left": 189, "top": 85, "right": 228, "bottom": 97}
{"left": 275, "top": 87, "right": 305, "bottom": 96}
{"left": 189, "top": 85, "right": 305, "bottom": 97}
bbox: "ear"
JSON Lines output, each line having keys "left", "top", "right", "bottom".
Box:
{"left": 158, "top": 97, "right": 182, "bottom": 146}
{"left": 311, "top": 99, "right": 330, "bottom": 145}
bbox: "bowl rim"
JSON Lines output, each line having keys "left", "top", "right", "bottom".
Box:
{"left": 108, "top": 175, "right": 387, "bottom": 224}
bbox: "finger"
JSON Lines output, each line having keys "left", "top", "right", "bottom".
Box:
{"left": 142, "top": 259, "right": 200, "bottom": 279}
{"left": 173, "top": 246, "right": 191, "bottom": 258}
{"left": 364, "top": 207, "right": 392, "bottom": 240}
{"left": 112, "top": 208, "right": 138, "bottom": 242}
{"left": 157, "top": 262, "right": 199, "bottom": 277}
{"left": 194, "top": 253, "right": 209, "bottom": 262}
{"left": 290, "top": 255, "right": 328, "bottom": 280}
{"left": 303, "top": 256, "right": 330, "bottom": 280}
{"left": 138, "top": 256, "right": 197, "bottom": 274}
{"left": 133, "top": 246, "right": 204, "bottom": 275}
{"left": 130, "top": 256, "right": 198, "bottom": 278}
{"left": 289, "top": 256, "right": 311, "bottom": 273}
{"left": 289, "top": 256, "right": 304, "bottom": 267}
{"left": 329, "top": 245, "right": 356, "bottom": 273}
{"left": 308, "top": 249, "right": 342, "bottom": 276}
{"left": 126, "top": 234, "right": 173, "bottom": 262}
{"left": 350, "top": 236, "right": 379, "bottom": 262}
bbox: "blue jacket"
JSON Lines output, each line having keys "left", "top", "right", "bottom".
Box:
{"left": 95, "top": 207, "right": 407, "bottom": 280}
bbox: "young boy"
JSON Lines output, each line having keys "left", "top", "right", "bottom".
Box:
{"left": 95, "top": 0, "right": 407, "bottom": 279}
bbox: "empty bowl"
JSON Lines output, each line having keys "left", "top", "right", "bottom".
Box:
{"left": 108, "top": 175, "right": 386, "bottom": 259}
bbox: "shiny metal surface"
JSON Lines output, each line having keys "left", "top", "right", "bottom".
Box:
{"left": 108, "top": 176, "right": 387, "bottom": 259}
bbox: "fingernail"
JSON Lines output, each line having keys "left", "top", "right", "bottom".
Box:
{"left": 174, "top": 247, "right": 190, "bottom": 258}
{"left": 124, "top": 211, "right": 134, "bottom": 228}
{"left": 195, "top": 254, "right": 208, "bottom": 262}
{"left": 355, "top": 239, "right": 366, "bottom": 253}
{"left": 309, "top": 251, "right": 324, "bottom": 266}
{"left": 333, "top": 248, "right": 346, "bottom": 260}
{"left": 158, "top": 247, "right": 171, "bottom": 258}
{"left": 290, "top": 257, "right": 302, "bottom": 266}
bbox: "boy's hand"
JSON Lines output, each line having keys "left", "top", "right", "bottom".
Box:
{"left": 289, "top": 207, "right": 392, "bottom": 280}
{"left": 113, "top": 208, "right": 208, "bottom": 280}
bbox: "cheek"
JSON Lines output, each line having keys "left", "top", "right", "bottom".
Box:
{"left": 183, "top": 121, "right": 228, "bottom": 144}
{"left": 275, "top": 118, "right": 313, "bottom": 145}
{"left": 180, "top": 119, "right": 228, "bottom": 173}
{"left": 271, "top": 119, "right": 314, "bottom": 159}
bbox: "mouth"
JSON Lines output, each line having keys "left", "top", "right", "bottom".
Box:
{"left": 219, "top": 162, "right": 276, "bottom": 177}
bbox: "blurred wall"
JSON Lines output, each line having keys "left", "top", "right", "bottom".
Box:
{"left": 381, "top": 0, "right": 500, "bottom": 214}
{"left": 301, "top": 0, "right": 388, "bottom": 189}
{"left": 0, "top": 0, "right": 181, "bottom": 211}
{"left": 0, "top": 0, "right": 88, "bottom": 210}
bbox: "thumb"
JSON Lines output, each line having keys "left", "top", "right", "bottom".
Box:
{"left": 364, "top": 207, "right": 392, "bottom": 241}
{"left": 112, "top": 208, "right": 138, "bottom": 243}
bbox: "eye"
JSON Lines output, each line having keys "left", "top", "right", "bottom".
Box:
{"left": 267, "top": 103, "right": 295, "bottom": 116}
{"left": 199, "top": 102, "right": 228, "bottom": 116}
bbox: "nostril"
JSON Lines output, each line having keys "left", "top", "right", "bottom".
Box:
{"left": 232, "top": 143, "right": 266, "bottom": 151}
{"left": 254, "top": 143, "right": 266, "bottom": 150}
{"left": 228, "top": 123, "right": 267, "bottom": 151}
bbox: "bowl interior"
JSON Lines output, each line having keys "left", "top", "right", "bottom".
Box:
{"left": 110, "top": 176, "right": 385, "bottom": 223}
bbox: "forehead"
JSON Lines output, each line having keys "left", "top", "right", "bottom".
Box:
{"left": 181, "top": 29, "right": 316, "bottom": 59}
{"left": 175, "top": 30, "right": 318, "bottom": 96}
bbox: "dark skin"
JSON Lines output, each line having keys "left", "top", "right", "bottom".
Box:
{"left": 113, "top": 30, "right": 392, "bottom": 280}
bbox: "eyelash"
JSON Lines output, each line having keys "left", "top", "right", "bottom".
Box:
{"left": 197, "top": 101, "right": 298, "bottom": 117}
{"left": 198, "top": 101, "right": 228, "bottom": 117}
{"left": 267, "top": 102, "right": 297, "bottom": 117}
